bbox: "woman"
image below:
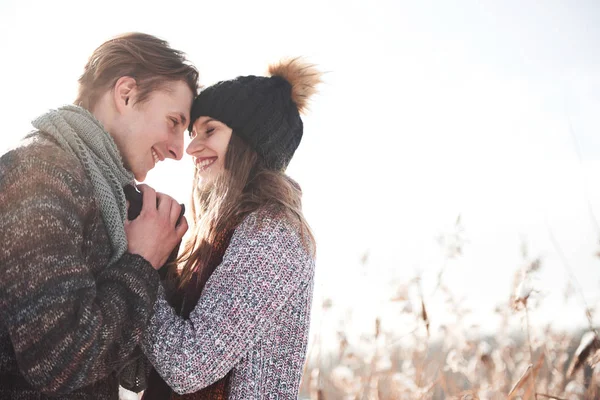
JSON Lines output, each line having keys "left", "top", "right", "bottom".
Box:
{"left": 141, "top": 58, "right": 322, "bottom": 399}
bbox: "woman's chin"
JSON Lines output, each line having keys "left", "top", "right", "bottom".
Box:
{"left": 197, "top": 172, "right": 215, "bottom": 186}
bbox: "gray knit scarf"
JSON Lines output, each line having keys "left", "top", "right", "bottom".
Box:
{"left": 32, "top": 105, "right": 134, "bottom": 265}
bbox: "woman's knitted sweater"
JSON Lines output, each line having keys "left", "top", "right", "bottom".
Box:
{"left": 143, "top": 209, "right": 315, "bottom": 399}
{"left": 0, "top": 133, "right": 159, "bottom": 399}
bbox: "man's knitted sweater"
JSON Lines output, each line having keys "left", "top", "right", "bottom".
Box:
{"left": 143, "top": 209, "right": 316, "bottom": 399}
{"left": 0, "top": 133, "right": 159, "bottom": 399}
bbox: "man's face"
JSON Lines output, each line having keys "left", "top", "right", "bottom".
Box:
{"left": 112, "top": 80, "right": 194, "bottom": 181}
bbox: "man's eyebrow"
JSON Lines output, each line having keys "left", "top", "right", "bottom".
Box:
{"left": 178, "top": 113, "right": 187, "bottom": 126}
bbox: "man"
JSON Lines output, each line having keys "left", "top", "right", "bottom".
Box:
{"left": 0, "top": 32, "right": 198, "bottom": 398}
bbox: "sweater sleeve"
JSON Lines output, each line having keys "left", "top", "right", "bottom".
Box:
{"left": 142, "top": 211, "right": 314, "bottom": 394}
{"left": 0, "top": 155, "right": 160, "bottom": 394}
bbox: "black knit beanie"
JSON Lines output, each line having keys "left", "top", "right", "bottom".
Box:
{"left": 189, "top": 58, "right": 321, "bottom": 171}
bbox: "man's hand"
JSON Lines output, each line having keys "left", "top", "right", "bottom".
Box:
{"left": 125, "top": 184, "right": 188, "bottom": 269}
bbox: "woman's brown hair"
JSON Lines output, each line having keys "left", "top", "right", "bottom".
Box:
{"left": 176, "top": 133, "right": 316, "bottom": 287}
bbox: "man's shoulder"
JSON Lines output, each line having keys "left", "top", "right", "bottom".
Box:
{"left": 1, "top": 132, "right": 87, "bottom": 183}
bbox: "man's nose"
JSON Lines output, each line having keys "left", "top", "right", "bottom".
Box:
{"left": 166, "top": 131, "right": 185, "bottom": 160}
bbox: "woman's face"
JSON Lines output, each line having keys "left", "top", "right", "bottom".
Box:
{"left": 187, "top": 116, "right": 233, "bottom": 182}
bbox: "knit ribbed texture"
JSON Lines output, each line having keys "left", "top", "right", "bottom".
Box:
{"left": 0, "top": 133, "right": 159, "bottom": 399}
{"left": 142, "top": 209, "right": 315, "bottom": 398}
{"left": 143, "top": 225, "right": 236, "bottom": 400}
{"left": 32, "top": 105, "right": 135, "bottom": 265}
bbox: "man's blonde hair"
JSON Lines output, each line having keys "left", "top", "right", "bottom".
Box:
{"left": 75, "top": 32, "right": 199, "bottom": 110}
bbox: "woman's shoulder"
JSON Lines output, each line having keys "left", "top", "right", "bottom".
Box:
{"left": 237, "top": 205, "right": 299, "bottom": 237}
{"left": 232, "top": 205, "right": 312, "bottom": 255}
{"left": 224, "top": 206, "right": 315, "bottom": 280}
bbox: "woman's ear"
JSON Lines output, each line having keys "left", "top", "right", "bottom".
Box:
{"left": 113, "top": 76, "right": 137, "bottom": 114}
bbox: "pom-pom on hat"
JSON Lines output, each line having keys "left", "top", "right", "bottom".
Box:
{"left": 189, "top": 58, "right": 322, "bottom": 171}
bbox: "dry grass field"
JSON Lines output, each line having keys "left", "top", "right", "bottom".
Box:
{"left": 298, "top": 224, "right": 600, "bottom": 400}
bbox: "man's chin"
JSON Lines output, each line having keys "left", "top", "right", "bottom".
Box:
{"left": 133, "top": 169, "right": 148, "bottom": 183}
{"left": 122, "top": 161, "right": 147, "bottom": 183}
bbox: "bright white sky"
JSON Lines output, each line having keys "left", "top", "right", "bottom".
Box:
{"left": 1, "top": 0, "right": 600, "bottom": 345}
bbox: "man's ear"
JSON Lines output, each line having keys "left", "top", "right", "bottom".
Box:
{"left": 113, "top": 76, "right": 137, "bottom": 114}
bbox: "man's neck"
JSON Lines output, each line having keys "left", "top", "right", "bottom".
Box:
{"left": 89, "top": 93, "right": 116, "bottom": 136}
